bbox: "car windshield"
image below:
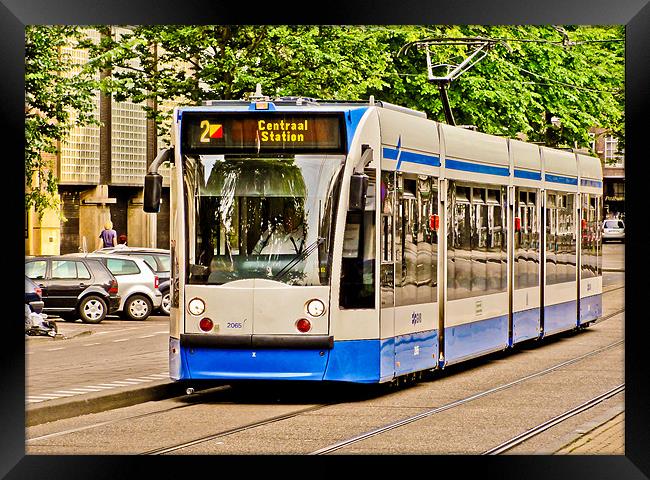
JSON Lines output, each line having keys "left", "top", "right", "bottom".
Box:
{"left": 604, "top": 220, "right": 624, "bottom": 229}
{"left": 184, "top": 154, "right": 344, "bottom": 286}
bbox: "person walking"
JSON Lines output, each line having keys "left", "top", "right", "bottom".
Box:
{"left": 98, "top": 221, "right": 117, "bottom": 249}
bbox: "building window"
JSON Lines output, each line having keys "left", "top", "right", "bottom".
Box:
{"left": 604, "top": 135, "right": 624, "bottom": 167}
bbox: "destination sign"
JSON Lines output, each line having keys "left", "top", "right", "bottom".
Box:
{"left": 181, "top": 112, "right": 346, "bottom": 154}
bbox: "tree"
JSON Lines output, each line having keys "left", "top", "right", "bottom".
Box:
{"left": 87, "top": 25, "right": 624, "bottom": 152}
{"left": 25, "top": 26, "right": 99, "bottom": 218}
{"left": 372, "top": 25, "right": 624, "bottom": 149}
{"left": 85, "top": 25, "right": 394, "bottom": 145}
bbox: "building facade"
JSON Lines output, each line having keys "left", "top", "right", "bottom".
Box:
{"left": 25, "top": 28, "right": 172, "bottom": 255}
{"left": 590, "top": 127, "right": 625, "bottom": 219}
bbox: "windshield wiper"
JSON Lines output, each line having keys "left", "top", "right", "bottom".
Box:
{"left": 273, "top": 237, "right": 325, "bottom": 282}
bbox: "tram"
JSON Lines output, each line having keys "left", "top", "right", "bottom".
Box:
{"left": 143, "top": 93, "right": 603, "bottom": 384}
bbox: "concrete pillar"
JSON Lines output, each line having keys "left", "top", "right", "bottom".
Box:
{"left": 128, "top": 190, "right": 157, "bottom": 248}
{"left": 79, "top": 185, "right": 115, "bottom": 252}
{"left": 25, "top": 196, "right": 62, "bottom": 256}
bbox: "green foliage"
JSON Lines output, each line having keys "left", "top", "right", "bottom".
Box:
{"left": 27, "top": 25, "right": 622, "bottom": 213}
{"left": 371, "top": 25, "right": 624, "bottom": 149}
{"left": 25, "top": 26, "right": 99, "bottom": 218}
{"left": 84, "top": 26, "right": 394, "bottom": 144}
{"left": 92, "top": 25, "right": 623, "bottom": 152}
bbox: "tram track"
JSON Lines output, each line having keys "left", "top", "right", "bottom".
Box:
{"left": 142, "top": 308, "right": 625, "bottom": 455}
{"left": 482, "top": 384, "right": 625, "bottom": 455}
{"left": 308, "top": 322, "right": 624, "bottom": 455}
{"left": 27, "top": 290, "right": 624, "bottom": 454}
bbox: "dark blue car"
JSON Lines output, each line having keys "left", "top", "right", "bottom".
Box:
{"left": 25, "top": 276, "right": 44, "bottom": 313}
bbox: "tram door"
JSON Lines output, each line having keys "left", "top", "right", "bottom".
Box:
{"left": 379, "top": 171, "right": 396, "bottom": 378}
{"left": 380, "top": 171, "right": 440, "bottom": 378}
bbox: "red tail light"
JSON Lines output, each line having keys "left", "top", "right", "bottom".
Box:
{"left": 108, "top": 279, "right": 119, "bottom": 295}
{"left": 154, "top": 275, "right": 159, "bottom": 289}
{"left": 296, "top": 318, "right": 312, "bottom": 333}
{"left": 199, "top": 317, "right": 214, "bottom": 332}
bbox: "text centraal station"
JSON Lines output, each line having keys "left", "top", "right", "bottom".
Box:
{"left": 258, "top": 119, "right": 309, "bottom": 142}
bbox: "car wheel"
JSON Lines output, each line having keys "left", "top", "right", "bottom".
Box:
{"left": 79, "top": 295, "right": 107, "bottom": 324}
{"left": 160, "top": 292, "right": 171, "bottom": 316}
{"left": 125, "top": 294, "right": 153, "bottom": 321}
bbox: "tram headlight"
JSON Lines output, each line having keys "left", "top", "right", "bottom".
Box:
{"left": 188, "top": 298, "right": 205, "bottom": 316}
{"left": 306, "top": 299, "right": 325, "bottom": 317}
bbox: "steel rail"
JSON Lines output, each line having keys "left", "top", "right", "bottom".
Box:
{"left": 143, "top": 404, "right": 331, "bottom": 455}
{"left": 482, "top": 384, "right": 625, "bottom": 455}
{"left": 28, "top": 290, "right": 624, "bottom": 451}
{"left": 309, "top": 322, "right": 624, "bottom": 455}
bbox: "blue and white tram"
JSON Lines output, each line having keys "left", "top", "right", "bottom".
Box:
{"left": 143, "top": 96, "right": 603, "bottom": 384}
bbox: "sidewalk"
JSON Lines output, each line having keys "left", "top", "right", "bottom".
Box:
{"left": 552, "top": 407, "right": 624, "bottom": 455}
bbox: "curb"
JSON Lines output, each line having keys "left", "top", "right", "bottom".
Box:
{"left": 539, "top": 404, "right": 625, "bottom": 454}
{"left": 26, "top": 380, "right": 186, "bottom": 427}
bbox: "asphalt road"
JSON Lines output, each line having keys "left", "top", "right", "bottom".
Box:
{"left": 25, "top": 243, "right": 625, "bottom": 411}
{"left": 25, "top": 278, "right": 624, "bottom": 455}
{"left": 26, "top": 315, "right": 170, "bottom": 403}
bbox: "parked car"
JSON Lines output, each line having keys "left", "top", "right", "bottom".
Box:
{"left": 25, "top": 276, "right": 44, "bottom": 314}
{"left": 157, "top": 280, "right": 170, "bottom": 316}
{"left": 94, "top": 247, "right": 170, "bottom": 282}
{"left": 602, "top": 219, "right": 625, "bottom": 243}
{"left": 24, "top": 256, "right": 120, "bottom": 324}
{"left": 67, "top": 253, "right": 162, "bottom": 321}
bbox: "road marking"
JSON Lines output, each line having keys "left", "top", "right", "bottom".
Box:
{"left": 28, "top": 393, "right": 73, "bottom": 399}
{"left": 153, "top": 331, "right": 168, "bottom": 334}
{"left": 126, "top": 378, "right": 152, "bottom": 382}
{"left": 84, "top": 385, "right": 118, "bottom": 390}
{"left": 45, "top": 347, "right": 64, "bottom": 351}
{"left": 83, "top": 343, "right": 101, "bottom": 346}
{"left": 112, "top": 338, "right": 128, "bottom": 343}
{"left": 95, "top": 332, "right": 111, "bottom": 335}
{"left": 138, "top": 335, "right": 155, "bottom": 338}
{"left": 109, "top": 380, "right": 141, "bottom": 385}
{"left": 55, "top": 390, "right": 96, "bottom": 395}
{"left": 62, "top": 387, "right": 104, "bottom": 392}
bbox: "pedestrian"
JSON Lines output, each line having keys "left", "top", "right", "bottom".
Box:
{"left": 116, "top": 234, "right": 128, "bottom": 247}
{"left": 98, "top": 221, "right": 117, "bottom": 249}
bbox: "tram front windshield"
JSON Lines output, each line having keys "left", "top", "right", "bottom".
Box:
{"left": 184, "top": 154, "right": 345, "bottom": 286}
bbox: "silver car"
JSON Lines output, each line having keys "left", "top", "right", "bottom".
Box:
{"left": 66, "top": 253, "right": 162, "bottom": 320}
{"left": 602, "top": 219, "right": 625, "bottom": 243}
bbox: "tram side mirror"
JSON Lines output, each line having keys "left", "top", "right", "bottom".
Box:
{"left": 144, "top": 173, "right": 163, "bottom": 213}
{"left": 349, "top": 174, "right": 369, "bottom": 212}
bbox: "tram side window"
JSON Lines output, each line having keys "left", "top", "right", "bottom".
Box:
{"left": 447, "top": 184, "right": 471, "bottom": 300}
{"left": 340, "top": 171, "right": 376, "bottom": 309}
{"left": 448, "top": 182, "right": 507, "bottom": 301}
{"left": 396, "top": 176, "right": 417, "bottom": 306}
{"left": 545, "top": 193, "right": 556, "bottom": 286}
{"left": 487, "top": 187, "right": 507, "bottom": 294}
{"left": 380, "top": 171, "right": 395, "bottom": 309}
{"left": 596, "top": 195, "right": 603, "bottom": 276}
{"left": 564, "top": 193, "right": 578, "bottom": 282}
{"left": 395, "top": 175, "right": 437, "bottom": 306}
{"left": 547, "top": 192, "right": 576, "bottom": 286}
{"left": 514, "top": 189, "right": 540, "bottom": 290}
{"left": 581, "top": 194, "right": 597, "bottom": 279}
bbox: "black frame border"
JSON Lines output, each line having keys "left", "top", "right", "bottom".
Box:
{"left": 3, "top": 1, "right": 648, "bottom": 478}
